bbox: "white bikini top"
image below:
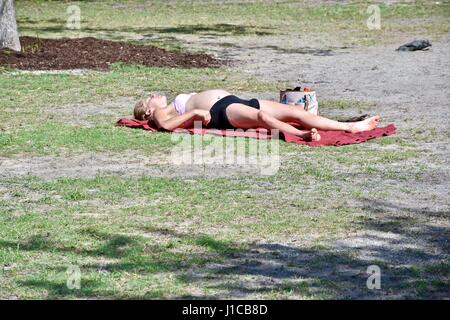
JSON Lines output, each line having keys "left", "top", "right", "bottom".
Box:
{"left": 173, "top": 92, "right": 197, "bottom": 115}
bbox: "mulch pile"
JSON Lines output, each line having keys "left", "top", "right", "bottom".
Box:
{"left": 0, "top": 36, "right": 222, "bottom": 70}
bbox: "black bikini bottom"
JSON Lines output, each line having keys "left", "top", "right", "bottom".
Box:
{"left": 207, "top": 95, "right": 260, "bottom": 130}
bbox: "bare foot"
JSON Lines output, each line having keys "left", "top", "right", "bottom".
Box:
{"left": 348, "top": 115, "right": 381, "bottom": 133}
{"left": 301, "top": 128, "right": 321, "bottom": 141}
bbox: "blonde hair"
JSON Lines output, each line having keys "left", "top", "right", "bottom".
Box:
{"left": 134, "top": 99, "right": 148, "bottom": 121}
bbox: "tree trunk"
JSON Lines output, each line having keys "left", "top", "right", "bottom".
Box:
{"left": 0, "top": 0, "right": 21, "bottom": 51}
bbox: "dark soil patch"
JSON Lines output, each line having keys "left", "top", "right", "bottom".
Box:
{"left": 0, "top": 36, "right": 222, "bottom": 70}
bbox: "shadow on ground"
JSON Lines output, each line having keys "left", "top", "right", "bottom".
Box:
{"left": 1, "top": 197, "right": 448, "bottom": 299}
{"left": 18, "top": 21, "right": 275, "bottom": 37}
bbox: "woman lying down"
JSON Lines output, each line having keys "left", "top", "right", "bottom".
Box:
{"left": 133, "top": 89, "right": 381, "bottom": 141}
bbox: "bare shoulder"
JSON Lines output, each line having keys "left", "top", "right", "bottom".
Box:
{"left": 153, "top": 108, "right": 170, "bottom": 128}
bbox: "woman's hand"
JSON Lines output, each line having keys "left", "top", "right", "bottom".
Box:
{"left": 194, "top": 110, "right": 211, "bottom": 127}
{"left": 157, "top": 109, "right": 211, "bottom": 131}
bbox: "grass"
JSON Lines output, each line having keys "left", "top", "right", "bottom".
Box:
{"left": 320, "top": 99, "right": 375, "bottom": 111}
{"left": 0, "top": 138, "right": 432, "bottom": 299}
{"left": 1, "top": 0, "right": 448, "bottom": 299}
{"left": 0, "top": 63, "right": 285, "bottom": 156}
{"left": 0, "top": 143, "right": 426, "bottom": 299}
{"left": 14, "top": 0, "right": 450, "bottom": 47}
{"left": 0, "top": 63, "right": 282, "bottom": 128}
{"left": 0, "top": 134, "right": 431, "bottom": 299}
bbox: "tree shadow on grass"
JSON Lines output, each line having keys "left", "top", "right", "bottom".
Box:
{"left": 0, "top": 228, "right": 239, "bottom": 298}
{"left": 17, "top": 278, "right": 116, "bottom": 299}
{"left": 354, "top": 197, "right": 449, "bottom": 254}
{"left": 164, "top": 198, "right": 448, "bottom": 299}
{"left": 19, "top": 22, "right": 275, "bottom": 37}
{"left": 1, "top": 198, "right": 448, "bottom": 299}
{"left": 260, "top": 45, "right": 337, "bottom": 56}
{"left": 358, "top": 198, "right": 449, "bottom": 219}
{"left": 17, "top": 18, "right": 64, "bottom": 25}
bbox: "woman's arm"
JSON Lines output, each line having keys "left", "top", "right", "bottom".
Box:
{"left": 154, "top": 109, "right": 210, "bottom": 131}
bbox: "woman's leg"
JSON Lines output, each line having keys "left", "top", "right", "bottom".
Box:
{"left": 226, "top": 103, "right": 321, "bottom": 141}
{"left": 258, "top": 100, "right": 381, "bottom": 132}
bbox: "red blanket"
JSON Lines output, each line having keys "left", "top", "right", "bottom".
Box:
{"left": 116, "top": 118, "right": 396, "bottom": 147}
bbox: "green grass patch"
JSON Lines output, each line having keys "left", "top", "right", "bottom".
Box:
{"left": 0, "top": 137, "right": 438, "bottom": 299}
{"left": 15, "top": 0, "right": 450, "bottom": 46}
{"left": 0, "top": 122, "right": 176, "bottom": 156}
{"left": 320, "top": 99, "right": 375, "bottom": 111}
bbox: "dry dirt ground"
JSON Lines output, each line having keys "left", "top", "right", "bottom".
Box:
{"left": 174, "top": 34, "right": 450, "bottom": 299}
{"left": 1, "top": 33, "right": 449, "bottom": 298}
